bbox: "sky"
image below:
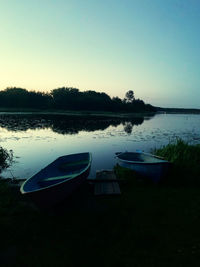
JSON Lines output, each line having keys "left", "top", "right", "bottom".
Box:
{"left": 0, "top": 0, "right": 200, "bottom": 108}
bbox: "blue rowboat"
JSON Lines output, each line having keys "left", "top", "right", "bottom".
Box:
{"left": 115, "top": 151, "right": 170, "bottom": 183}
{"left": 20, "top": 152, "right": 92, "bottom": 207}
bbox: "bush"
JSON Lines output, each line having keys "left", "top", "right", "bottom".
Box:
{"left": 0, "top": 147, "right": 13, "bottom": 172}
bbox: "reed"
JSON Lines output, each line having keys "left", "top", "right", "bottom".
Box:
{"left": 154, "top": 139, "right": 200, "bottom": 185}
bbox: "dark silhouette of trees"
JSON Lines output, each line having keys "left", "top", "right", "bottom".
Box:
{"left": 82, "top": 91, "right": 112, "bottom": 111}
{"left": 51, "top": 87, "right": 80, "bottom": 109}
{"left": 112, "top": 97, "right": 123, "bottom": 111}
{"left": 50, "top": 88, "right": 113, "bottom": 111}
{"left": 124, "top": 90, "right": 135, "bottom": 103}
{"left": 0, "top": 87, "right": 51, "bottom": 109}
{"left": 0, "top": 87, "right": 156, "bottom": 113}
{"left": 0, "top": 87, "right": 29, "bottom": 108}
{"left": 27, "top": 91, "right": 52, "bottom": 108}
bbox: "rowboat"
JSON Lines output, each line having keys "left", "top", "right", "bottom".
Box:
{"left": 20, "top": 152, "right": 92, "bottom": 207}
{"left": 115, "top": 151, "right": 170, "bottom": 183}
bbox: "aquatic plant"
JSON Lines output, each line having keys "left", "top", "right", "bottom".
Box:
{"left": 0, "top": 147, "right": 13, "bottom": 172}
{"left": 154, "top": 139, "right": 200, "bottom": 185}
{"left": 155, "top": 138, "right": 200, "bottom": 166}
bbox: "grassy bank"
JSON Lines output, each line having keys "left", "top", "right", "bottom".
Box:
{"left": 154, "top": 139, "right": 200, "bottom": 186}
{"left": 0, "top": 141, "right": 200, "bottom": 266}
{"left": 0, "top": 107, "right": 156, "bottom": 118}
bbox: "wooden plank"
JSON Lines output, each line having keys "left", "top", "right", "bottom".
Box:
{"left": 87, "top": 178, "right": 122, "bottom": 182}
{"left": 94, "top": 182, "right": 121, "bottom": 195}
{"left": 94, "top": 170, "right": 121, "bottom": 196}
{"left": 96, "top": 170, "right": 117, "bottom": 180}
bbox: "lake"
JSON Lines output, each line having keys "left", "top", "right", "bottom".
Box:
{"left": 0, "top": 113, "right": 200, "bottom": 179}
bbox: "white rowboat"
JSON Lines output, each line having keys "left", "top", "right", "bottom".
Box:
{"left": 115, "top": 151, "right": 170, "bottom": 183}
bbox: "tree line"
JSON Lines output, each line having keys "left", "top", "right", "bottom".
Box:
{"left": 0, "top": 87, "right": 156, "bottom": 112}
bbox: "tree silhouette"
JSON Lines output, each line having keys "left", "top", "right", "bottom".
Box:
{"left": 125, "top": 90, "right": 135, "bottom": 103}
{"left": 0, "top": 87, "right": 156, "bottom": 112}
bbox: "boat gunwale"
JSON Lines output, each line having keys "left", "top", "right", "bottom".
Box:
{"left": 116, "top": 152, "right": 169, "bottom": 165}
{"left": 117, "top": 159, "right": 169, "bottom": 165}
{"left": 20, "top": 152, "right": 92, "bottom": 194}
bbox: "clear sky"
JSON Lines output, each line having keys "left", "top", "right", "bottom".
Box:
{"left": 1, "top": 0, "right": 200, "bottom": 108}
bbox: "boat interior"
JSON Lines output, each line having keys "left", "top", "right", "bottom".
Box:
{"left": 117, "top": 152, "right": 167, "bottom": 163}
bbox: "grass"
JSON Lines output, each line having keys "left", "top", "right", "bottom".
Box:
{"left": 0, "top": 140, "right": 200, "bottom": 266}
{"left": 154, "top": 139, "right": 200, "bottom": 186}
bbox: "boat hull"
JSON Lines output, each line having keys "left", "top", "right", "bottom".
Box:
{"left": 116, "top": 152, "right": 170, "bottom": 183}
{"left": 26, "top": 166, "right": 90, "bottom": 208}
{"left": 117, "top": 159, "right": 169, "bottom": 183}
{"left": 20, "top": 152, "right": 92, "bottom": 208}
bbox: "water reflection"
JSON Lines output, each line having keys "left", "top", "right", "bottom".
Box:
{"left": 123, "top": 122, "right": 133, "bottom": 134}
{"left": 0, "top": 114, "right": 148, "bottom": 135}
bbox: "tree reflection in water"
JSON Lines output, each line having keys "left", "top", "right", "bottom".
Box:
{"left": 122, "top": 117, "right": 144, "bottom": 134}
{"left": 0, "top": 114, "right": 153, "bottom": 134}
{"left": 123, "top": 122, "right": 133, "bottom": 134}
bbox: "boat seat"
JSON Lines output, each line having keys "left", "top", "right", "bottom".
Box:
{"left": 43, "top": 173, "right": 77, "bottom": 182}
{"left": 38, "top": 173, "right": 77, "bottom": 187}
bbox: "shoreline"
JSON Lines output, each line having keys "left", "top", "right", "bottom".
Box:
{"left": 0, "top": 109, "right": 156, "bottom": 118}
{"left": 0, "top": 108, "right": 200, "bottom": 118}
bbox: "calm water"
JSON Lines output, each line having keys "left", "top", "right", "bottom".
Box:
{"left": 0, "top": 113, "right": 200, "bottom": 179}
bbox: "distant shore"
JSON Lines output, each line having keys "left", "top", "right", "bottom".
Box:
{"left": 157, "top": 107, "right": 200, "bottom": 114}
{"left": 0, "top": 108, "right": 200, "bottom": 118}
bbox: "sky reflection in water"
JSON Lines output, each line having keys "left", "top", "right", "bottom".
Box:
{"left": 0, "top": 113, "right": 200, "bottom": 179}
